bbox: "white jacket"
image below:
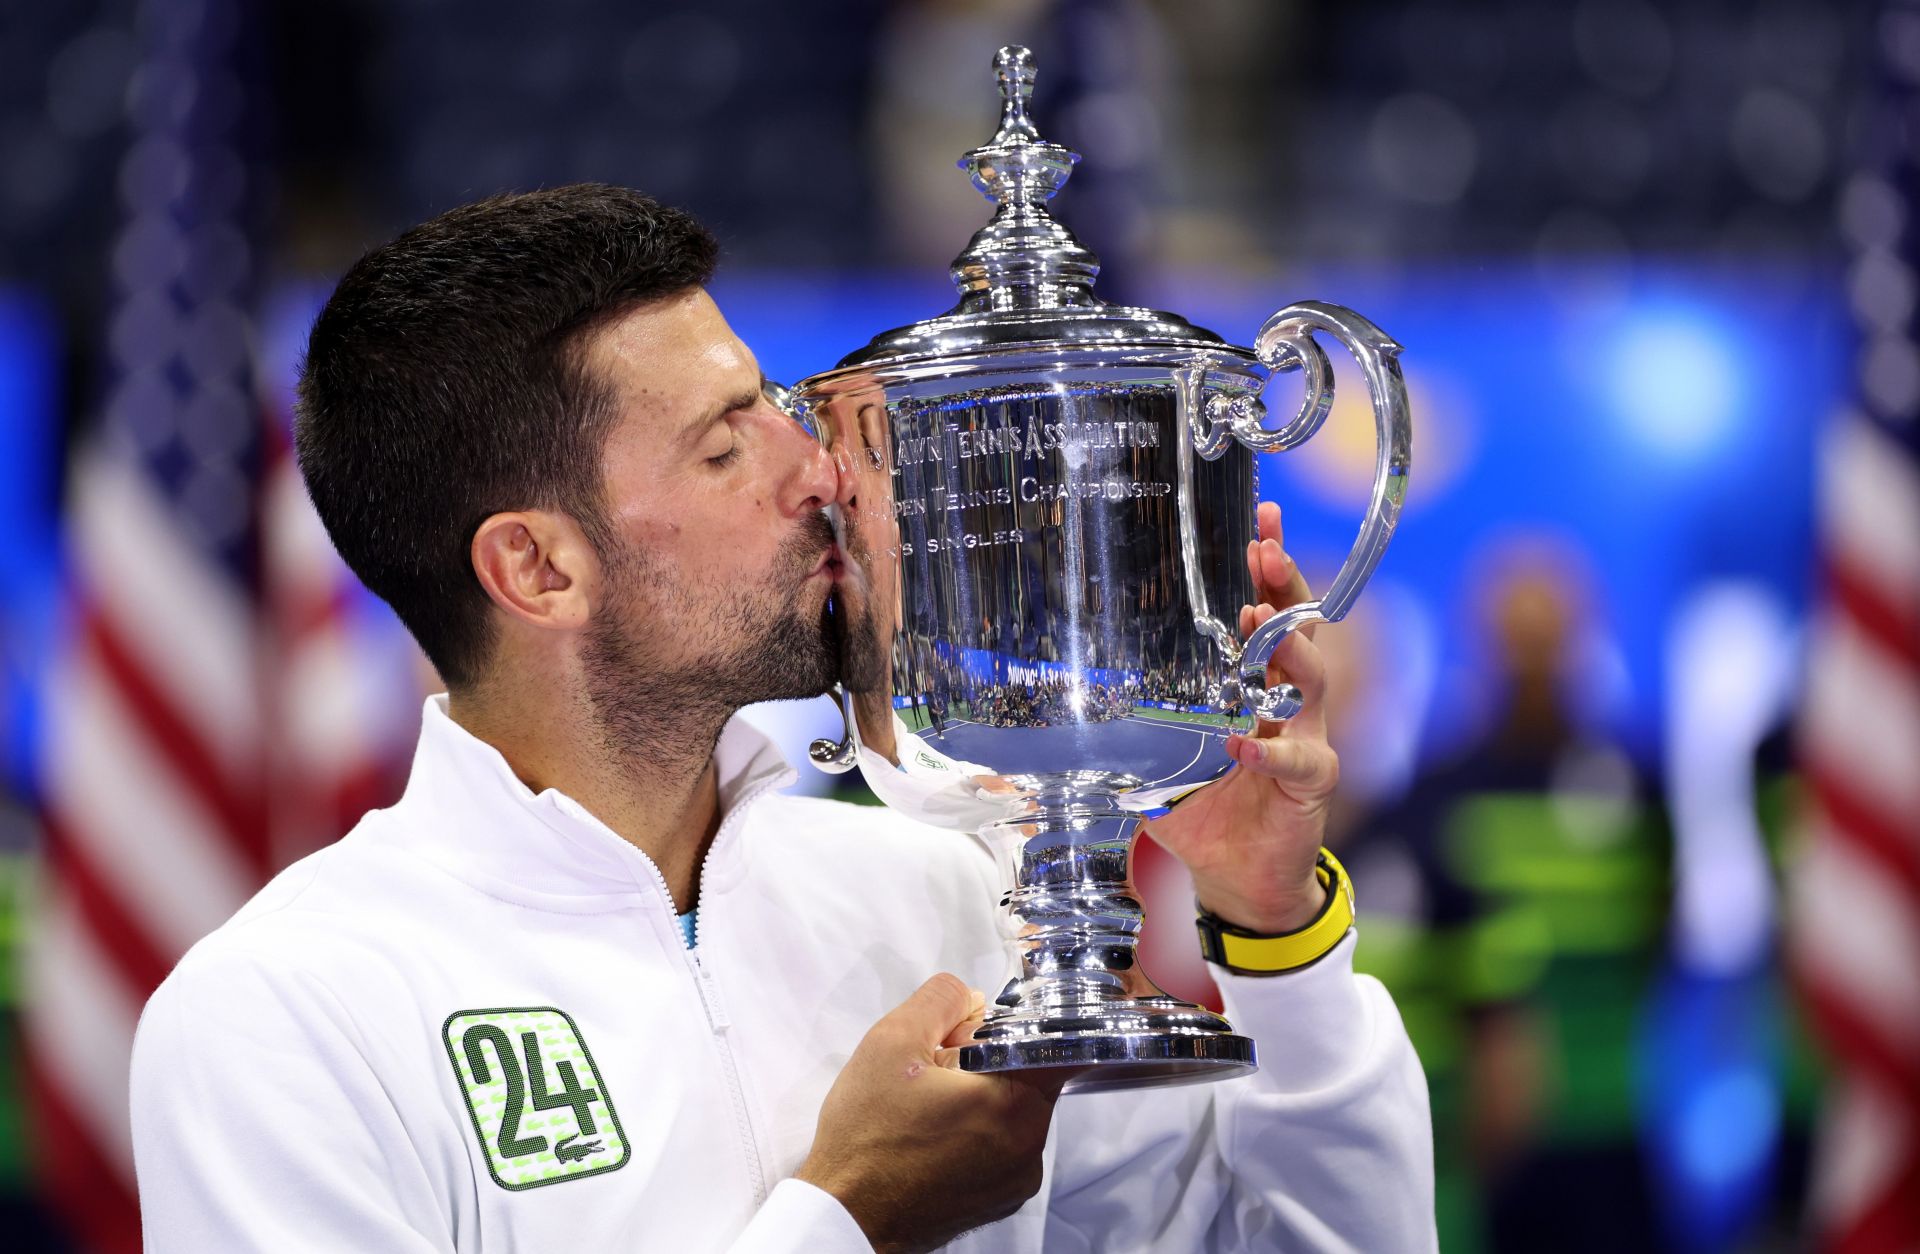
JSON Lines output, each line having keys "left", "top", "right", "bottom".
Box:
{"left": 130, "top": 697, "right": 1434, "bottom": 1252}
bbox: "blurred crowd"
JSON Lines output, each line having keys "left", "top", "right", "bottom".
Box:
{"left": 969, "top": 678, "right": 1135, "bottom": 728}
{"left": 1137, "top": 665, "right": 1218, "bottom": 711}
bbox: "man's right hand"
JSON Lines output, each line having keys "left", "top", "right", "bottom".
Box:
{"left": 795, "top": 974, "right": 1074, "bottom": 1253}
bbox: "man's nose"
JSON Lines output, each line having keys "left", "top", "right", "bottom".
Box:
{"left": 770, "top": 408, "right": 842, "bottom": 515}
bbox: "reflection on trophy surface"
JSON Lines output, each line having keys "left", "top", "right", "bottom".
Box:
{"left": 814, "top": 376, "right": 903, "bottom": 763}
{"left": 799, "top": 46, "right": 1411, "bottom": 1092}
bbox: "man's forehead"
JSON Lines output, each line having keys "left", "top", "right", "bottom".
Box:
{"left": 585, "top": 289, "right": 759, "bottom": 406}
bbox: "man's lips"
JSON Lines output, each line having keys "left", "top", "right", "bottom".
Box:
{"left": 808, "top": 544, "right": 848, "bottom": 581}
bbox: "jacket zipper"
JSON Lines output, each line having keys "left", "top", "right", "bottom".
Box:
{"left": 634, "top": 776, "right": 785, "bottom": 1208}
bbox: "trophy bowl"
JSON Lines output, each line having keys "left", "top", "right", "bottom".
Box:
{"left": 792, "top": 47, "right": 1410, "bottom": 1094}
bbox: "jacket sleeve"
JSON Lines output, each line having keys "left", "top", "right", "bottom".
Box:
{"left": 1043, "top": 933, "right": 1437, "bottom": 1252}
{"left": 130, "top": 950, "right": 454, "bottom": 1252}
{"left": 725, "top": 1181, "right": 873, "bottom": 1253}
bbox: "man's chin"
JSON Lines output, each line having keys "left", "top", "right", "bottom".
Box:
{"left": 727, "top": 598, "right": 837, "bottom": 707}
{"left": 824, "top": 590, "right": 887, "bottom": 696}
{"left": 733, "top": 577, "right": 884, "bottom": 707}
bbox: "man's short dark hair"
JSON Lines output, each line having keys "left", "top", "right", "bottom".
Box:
{"left": 295, "top": 184, "right": 718, "bottom": 689}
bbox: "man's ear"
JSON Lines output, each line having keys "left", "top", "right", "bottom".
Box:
{"left": 470, "top": 511, "right": 594, "bottom": 633}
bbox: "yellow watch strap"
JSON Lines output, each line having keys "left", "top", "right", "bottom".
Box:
{"left": 1197, "top": 848, "right": 1355, "bottom": 975}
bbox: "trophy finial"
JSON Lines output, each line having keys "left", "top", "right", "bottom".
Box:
{"left": 991, "top": 46, "right": 1040, "bottom": 144}
{"left": 950, "top": 45, "right": 1101, "bottom": 312}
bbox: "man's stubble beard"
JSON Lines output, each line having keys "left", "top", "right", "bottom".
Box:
{"left": 580, "top": 513, "right": 851, "bottom": 776}
{"left": 829, "top": 534, "right": 889, "bottom": 697}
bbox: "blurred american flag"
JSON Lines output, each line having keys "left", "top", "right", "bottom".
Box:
{"left": 23, "top": 2, "right": 412, "bottom": 1248}
{"left": 1794, "top": 4, "right": 1920, "bottom": 1249}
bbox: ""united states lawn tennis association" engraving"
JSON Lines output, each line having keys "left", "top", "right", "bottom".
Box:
{"left": 893, "top": 416, "right": 1164, "bottom": 468}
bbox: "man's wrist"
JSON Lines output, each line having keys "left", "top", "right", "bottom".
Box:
{"left": 1192, "top": 867, "right": 1326, "bottom": 934}
{"left": 1195, "top": 849, "right": 1355, "bottom": 976}
{"left": 794, "top": 1159, "right": 886, "bottom": 1251}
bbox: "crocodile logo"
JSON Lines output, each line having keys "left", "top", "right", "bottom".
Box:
{"left": 555, "top": 1133, "right": 604, "bottom": 1164}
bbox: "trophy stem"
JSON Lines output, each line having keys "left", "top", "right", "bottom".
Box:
{"left": 958, "top": 785, "right": 1257, "bottom": 1094}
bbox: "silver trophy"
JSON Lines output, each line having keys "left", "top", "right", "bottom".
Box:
{"left": 794, "top": 46, "right": 1410, "bottom": 1093}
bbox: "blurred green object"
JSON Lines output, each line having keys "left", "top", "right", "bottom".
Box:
{"left": 1352, "top": 761, "right": 1833, "bottom": 1253}
{"left": 0, "top": 852, "right": 36, "bottom": 1189}
{"left": 1351, "top": 784, "right": 1670, "bottom": 1253}
{"left": 1350, "top": 913, "right": 1486, "bottom": 1251}
{"left": 1447, "top": 791, "right": 1668, "bottom": 1145}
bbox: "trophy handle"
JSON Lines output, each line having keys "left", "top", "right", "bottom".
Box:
{"left": 1229, "top": 301, "right": 1411, "bottom": 722}
{"left": 1173, "top": 368, "right": 1249, "bottom": 667}
{"left": 807, "top": 684, "right": 859, "bottom": 773}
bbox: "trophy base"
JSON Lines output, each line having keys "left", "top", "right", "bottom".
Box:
{"left": 957, "top": 996, "right": 1257, "bottom": 1095}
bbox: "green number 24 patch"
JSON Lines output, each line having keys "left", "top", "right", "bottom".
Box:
{"left": 442, "top": 1007, "right": 630, "bottom": 1190}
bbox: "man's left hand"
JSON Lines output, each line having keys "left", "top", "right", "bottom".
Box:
{"left": 1138, "top": 501, "right": 1337, "bottom": 934}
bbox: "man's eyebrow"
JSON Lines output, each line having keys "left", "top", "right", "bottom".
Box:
{"left": 682, "top": 376, "right": 768, "bottom": 442}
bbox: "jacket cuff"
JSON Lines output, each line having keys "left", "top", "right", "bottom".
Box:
{"left": 731, "top": 1178, "right": 872, "bottom": 1253}
{"left": 1212, "top": 930, "right": 1370, "bottom": 1094}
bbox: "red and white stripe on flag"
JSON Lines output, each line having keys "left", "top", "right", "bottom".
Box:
{"left": 22, "top": 4, "right": 272, "bottom": 1243}
{"left": 22, "top": 1, "right": 409, "bottom": 1248}
{"left": 27, "top": 446, "right": 269, "bottom": 1254}
{"left": 28, "top": 380, "right": 419, "bottom": 1254}
{"left": 1794, "top": 7, "right": 1920, "bottom": 1241}
{"left": 1796, "top": 407, "right": 1920, "bottom": 1252}
{"left": 261, "top": 423, "right": 423, "bottom": 873}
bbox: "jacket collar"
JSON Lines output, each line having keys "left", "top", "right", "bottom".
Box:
{"left": 376, "top": 695, "right": 798, "bottom": 913}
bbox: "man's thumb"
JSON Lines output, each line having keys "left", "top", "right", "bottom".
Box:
{"left": 886, "top": 973, "right": 985, "bottom": 1048}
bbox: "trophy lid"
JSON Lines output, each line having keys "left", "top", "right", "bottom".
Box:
{"left": 829, "top": 46, "right": 1236, "bottom": 374}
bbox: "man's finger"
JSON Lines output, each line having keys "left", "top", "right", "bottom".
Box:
{"left": 1254, "top": 504, "right": 1310, "bottom": 593}
{"left": 940, "top": 990, "right": 989, "bottom": 1051}
{"left": 1243, "top": 600, "right": 1320, "bottom": 663}
{"left": 1250, "top": 539, "right": 1307, "bottom": 604}
{"left": 884, "top": 974, "right": 983, "bottom": 1052}
{"left": 1224, "top": 734, "right": 1340, "bottom": 797}
{"left": 1002, "top": 1064, "right": 1083, "bottom": 1103}
{"left": 926, "top": 1058, "right": 1084, "bottom": 1109}
{"left": 1243, "top": 535, "right": 1315, "bottom": 640}
{"left": 1263, "top": 628, "right": 1330, "bottom": 737}
{"left": 1257, "top": 500, "right": 1284, "bottom": 547}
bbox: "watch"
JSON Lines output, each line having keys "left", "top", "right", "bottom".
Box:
{"left": 1194, "top": 848, "right": 1355, "bottom": 975}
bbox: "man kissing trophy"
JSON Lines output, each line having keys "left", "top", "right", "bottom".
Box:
{"left": 797, "top": 46, "right": 1412, "bottom": 1090}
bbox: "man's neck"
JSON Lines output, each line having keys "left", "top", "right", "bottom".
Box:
{"left": 446, "top": 687, "right": 727, "bottom": 914}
